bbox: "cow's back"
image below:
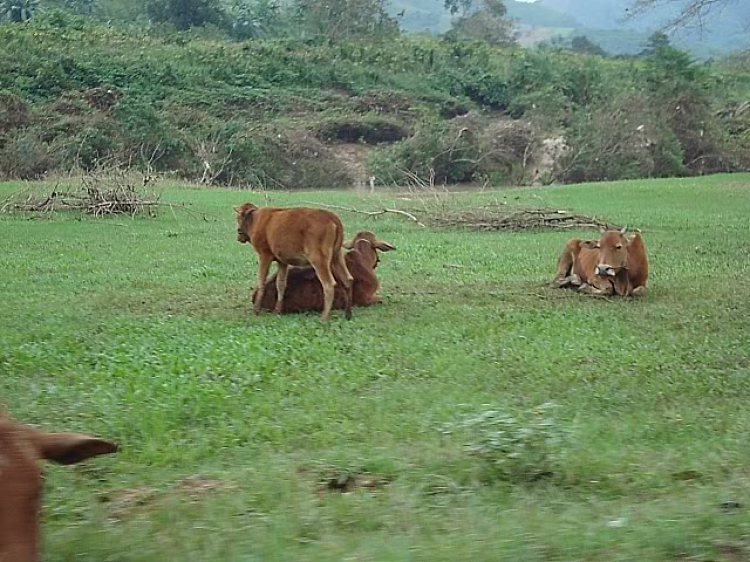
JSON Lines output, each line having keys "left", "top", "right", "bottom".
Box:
{"left": 627, "top": 233, "right": 648, "bottom": 288}
{"left": 252, "top": 208, "right": 344, "bottom": 264}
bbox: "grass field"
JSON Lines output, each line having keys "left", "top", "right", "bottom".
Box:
{"left": 1, "top": 174, "right": 750, "bottom": 561}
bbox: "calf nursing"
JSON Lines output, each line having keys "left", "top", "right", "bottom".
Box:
{"left": 234, "top": 203, "right": 354, "bottom": 321}
{"left": 0, "top": 412, "right": 117, "bottom": 562}
{"left": 254, "top": 231, "right": 396, "bottom": 313}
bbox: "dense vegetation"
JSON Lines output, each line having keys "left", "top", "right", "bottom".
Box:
{"left": 0, "top": 5, "right": 749, "bottom": 188}
{"left": 1, "top": 174, "right": 750, "bottom": 560}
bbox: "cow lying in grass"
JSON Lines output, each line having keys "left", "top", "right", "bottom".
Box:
{"left": 552, "top": 227, "right": 648, "bottom": 296}
{"left": 0, "top": 411, "right": 117, "bottom": 562}
{"left": 235, "top": 202, "right": 354, "bottom": 322}
{"left": 254, "top": 231, "right": 396, "bottom": 313}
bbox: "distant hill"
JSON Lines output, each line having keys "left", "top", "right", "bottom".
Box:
{"left": 392, "top": 0, "right": 750, "bottom": 57}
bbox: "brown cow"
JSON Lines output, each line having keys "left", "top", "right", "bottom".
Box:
{"left": 234, "top": 203, "right": 354, "bottom": 322}
{"left": 0, "top": 411, "right": 117, "bottom": 562}
{"left": 552, "top": 227, "right": 648, "bottom": 296}
{"left": 253, "top": 231, "right": 396, "bottom": 313}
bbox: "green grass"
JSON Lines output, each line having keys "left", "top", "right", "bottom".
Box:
{"left": 2, "top": 174, "right": 750, "bottom": 561}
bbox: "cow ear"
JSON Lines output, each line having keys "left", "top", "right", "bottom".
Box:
{"left": 32, "top": 432, "right": 118, "bottom": 465}
{"left": 375, "top": 241, "right": 396, "bottom": 251}
{"left": 344, "top": 241, "right": 354, "bottom": 250}
{"left": 600, "top": 225, "right": 607, "bottom": 233}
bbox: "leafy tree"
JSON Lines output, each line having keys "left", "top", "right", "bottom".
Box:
{"left": 1, "top": 0, "right": 40, "bottom": 22}
{"left": 294, "top": 0, "right": 399, "bottom": 42}
{"left": 639, "top": 30, "right": 670, "bottom": 56}
{"left": 570, "top": 35, "right": 607, "bottom": 56}
{"left": 226, "top": 0, "right": 284, "bottom": 39}
{"left": 445, "top": 0, "right": 515, "bottom": 46}
{"left": 45, "top": 0, "right": 95, "bottom": 15}
{"left": 146, "top": 0, "right": 226, "bottom": 30}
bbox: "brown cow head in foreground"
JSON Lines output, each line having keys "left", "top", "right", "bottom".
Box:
{"left": 234, "top": 203, "right": 258, "bottom": 244}
{"left": 594, "top": 226, "right": 630, "bottom": 278}
{"left": 345, "top": 231, "right": 396, "bottom": 270}
{"left": 0, "top": 412, "right": 117, "bottom": 562}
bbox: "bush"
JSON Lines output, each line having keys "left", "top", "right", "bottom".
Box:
{"left": 558, "top": 93, "right": 686, "bottom": 183}
{"left": 369, "top": 117, "right": 481, "bottom": 185}
{"left": 0, "top": 129, "right": 58, "bottom": 180}
{"left": 450, "top": 403, "right": 567, "bottom": 484}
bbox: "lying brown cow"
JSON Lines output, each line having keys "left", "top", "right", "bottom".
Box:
{"left": 0, "top": 411, "right": 117, "bottom": 562}
{"left": 235, "top": 203, "right": 354, "bottom": 322}
{"left": 254, "top": 231, "right": 396, "bottom": 313}
{"left": 552, "top": 227, "right": 648, "bottom": 296}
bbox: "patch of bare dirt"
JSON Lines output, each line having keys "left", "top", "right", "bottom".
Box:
{"left": 329, "top": 143, "right": 374, "bottom": 190}
{"left": 318, "top": 469, "right": 391, "bottom": 494}
{"left": 101, "top": 477, "right": 235, "bottom": 519}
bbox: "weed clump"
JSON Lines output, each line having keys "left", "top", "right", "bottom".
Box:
{"left": 450, "top": 403, "right": 568, "bottom": 484}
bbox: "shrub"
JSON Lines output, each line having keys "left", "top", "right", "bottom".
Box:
{"left": 558, "top": 93, "right": 686, "bottom": 183}
{"left": 0, "top": 129, "right": 58, "bottom": 180}
{"left": 450, "top": 403, "right": 567, "bottom": 484}
{"left": 369, "top": 117, "right": 481, "bottom": 185}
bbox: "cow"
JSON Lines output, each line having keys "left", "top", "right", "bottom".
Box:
{"left": 551, "top": 226, "right": 648, "bottom": 296}
{"left": 234, "top": 203, "right": 354, "bottom": 322}
{"left": 0, "top": 411, "right": 117, "bottom": 562}
{"left": 253, "top": 231, "right": 396, "bottom": 313}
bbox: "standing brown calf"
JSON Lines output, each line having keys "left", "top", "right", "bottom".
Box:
{"left": 234, "top": 203, "right": 354, "bottom": 322}
{"left": 552, "top": 227, "right": 648, "bottom": 296}
{"left": 254, "top": 231, "right": 395, "bottom": 313}
{"left": 0, "top": 412, "right": 117, "bottom": 562}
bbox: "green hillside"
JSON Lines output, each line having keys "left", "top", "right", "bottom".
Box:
{"left": 0, "top": 12, "right": 748, "bottom": 187}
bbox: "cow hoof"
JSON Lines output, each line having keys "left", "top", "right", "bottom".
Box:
{"left": 632, "top": 286, "right": 647, "bottom": 297}
{"left": 569, "top": 274, "right": 582, "bottom": 286}
{"left": 579, "top": 283, "right": 600, "bottom": 295}
{"left": 273, "top": 305, "right": 283, "bottom": 314}
{"left": 345, "top": 309, "right": 353, "bottom": 320}
{"left": 551, "top": 277, "right": 568, "bottom": 289}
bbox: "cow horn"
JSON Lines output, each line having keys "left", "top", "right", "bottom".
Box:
{"left": 620, "top": 225, "right": 628, "bottom": 235}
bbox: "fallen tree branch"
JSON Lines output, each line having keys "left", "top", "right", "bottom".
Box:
{"left": 302, "top": 202, "right": 426, "bottom": 227}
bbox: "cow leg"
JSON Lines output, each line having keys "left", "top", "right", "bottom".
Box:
{"left": 253, "top": 255, "right": 273, "bottom": 315}
{"left": 311, "top": 262, "right": 336, "bottom": 323}
{"left": 631, "top": 285, "right": 647, "bottom": 297}
{"left": 579, "top": 283, "right": 613, "bottom": 296}
{"left": 333, "top": 250, "right": 354, "bottom": 320}
{"left": 552, "top": 241, "right": 578, "bottom": 288}
{"left": 274, "top": 263, "right": 289, "bottom": 314}
{"left": 551, "top": 273, "right": 582, "bottom": 289}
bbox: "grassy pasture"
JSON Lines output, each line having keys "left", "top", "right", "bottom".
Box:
{"left": 1, "top": 174, "right": 749, "bottom": 561}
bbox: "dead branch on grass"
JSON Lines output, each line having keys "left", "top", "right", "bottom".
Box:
{"left": 1, "top": 165, "right": 206, "bottom": 220}
{"left": 428, "top": 206, "right": 621, "bottom": 231}
{"left": 302, "top": 201, "right": 426, "bottom": 227}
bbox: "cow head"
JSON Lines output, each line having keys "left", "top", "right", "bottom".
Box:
{"left": 233, "top": 203, "right": 258, "bottom": 244}
{"left": 595, "top": 226, "right": 630, "bottom": 278}
{"left": 0, "top": 412, "right": 117, "bottom": 562}
{"left": 345, "top": 231, "right": 395, "bottom": 269}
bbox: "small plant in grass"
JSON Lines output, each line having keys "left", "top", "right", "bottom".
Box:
{"left": 452, "top": 403, "right": 567, "bottom": 484}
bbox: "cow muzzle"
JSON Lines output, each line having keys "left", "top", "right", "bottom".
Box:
{"left": 596, "top": 264, "right": 617, "bottom": 277}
